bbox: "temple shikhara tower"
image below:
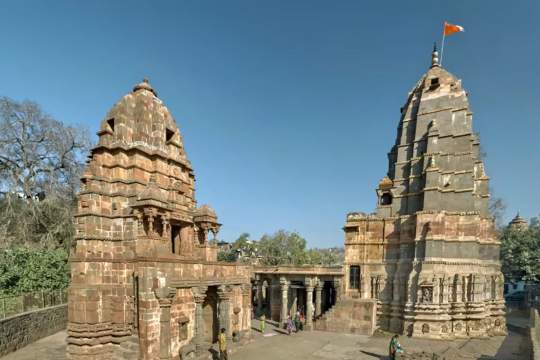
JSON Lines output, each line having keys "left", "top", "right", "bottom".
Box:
{"left": 67, "top": 80, "right": 252, "bottom": 359}
{"left": 343, "top": 47, "right": 506, "bottom": 338}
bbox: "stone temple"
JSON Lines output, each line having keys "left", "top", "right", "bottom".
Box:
{"left": 67, "top": 80, "right": 252, "bottom": 359}
{"left": 67, "top": 46, "right": 508, "bottom": 359}
{"left": 343, "top": 47, "right": 506, "bottom": 339}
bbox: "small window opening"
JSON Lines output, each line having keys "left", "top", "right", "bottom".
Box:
{"left": 171, "top": 225, "right": 181, "bottom": 254}
{"left": 166, "top": 128, "right": 174, "bottom": 142}
{"left": 430, "top": 78, "right": 440, "bottom": 88}
{"left": 349, "top": 265, "right": 360, "bottom": 290}
{"left": 381, "top": 192, "right": 393, "bottom": 205}
{"left": 106, "top": 118, "right": 115, "bottom": 132}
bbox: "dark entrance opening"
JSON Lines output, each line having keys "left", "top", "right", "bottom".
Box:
{"left": 171, "top": 225, "right": 181, "bottom": 254}
{"left": 203, "top": 286, "right": 219, "bottom": 343}
{"left": 322, "top": 281, "right": 335, "bottom": 313}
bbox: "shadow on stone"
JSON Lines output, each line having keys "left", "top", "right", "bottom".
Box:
{"left": 208, "top": 348, "right": 220, "bottom": 360}
{"left": 360, "top": 350, "right": 386, "bottom": 359}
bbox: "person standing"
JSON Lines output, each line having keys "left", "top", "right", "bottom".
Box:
{"left": 219, "top": 328, "right": 228, "bottom": 360}
{"left": 388, "top": 334, "right": 403, "bottom": 360}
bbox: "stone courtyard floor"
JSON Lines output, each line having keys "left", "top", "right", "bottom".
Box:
{"left": 1, "top": 320, "right": 531, "bottom": 360}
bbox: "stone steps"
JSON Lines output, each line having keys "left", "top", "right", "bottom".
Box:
{"left": 314, "top": 299, "right": 376, "bottom": 335}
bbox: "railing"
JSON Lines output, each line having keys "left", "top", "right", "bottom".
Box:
{"left": 0, "top": 289, "right": 68, "bottom": 319}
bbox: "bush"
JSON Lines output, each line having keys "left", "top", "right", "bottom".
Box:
{"left": 0, "top": 247, "right": 70, "bottom": 296}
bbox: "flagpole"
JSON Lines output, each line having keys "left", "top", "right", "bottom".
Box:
{"left": 440, "top": 23, "right": 446, "bottom": 66}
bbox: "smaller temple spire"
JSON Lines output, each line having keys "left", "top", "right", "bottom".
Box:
{"left": 509, "top": 211, "right": 528, "bottom": 230}
{"left": 431, "top": 42, "right": 440, "bottom": 68}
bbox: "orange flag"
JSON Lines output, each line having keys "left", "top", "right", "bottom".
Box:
{"left": 444, "top": 22, "right": 464, "bottom": 36}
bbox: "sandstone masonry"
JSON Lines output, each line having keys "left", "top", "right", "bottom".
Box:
{"left": 67, "top": 80, "right": 252, "bottom": 360}
{"left": 342, "top": 47, "right": 506, "bottom": 339}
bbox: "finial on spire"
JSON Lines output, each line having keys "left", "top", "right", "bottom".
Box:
{"left": 133, "top": 77, "right": 157, "bottom": 96}
{"left": 431, "top": 42, "right": 440, "bottom": 68}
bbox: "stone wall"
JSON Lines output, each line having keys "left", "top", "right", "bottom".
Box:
{"left": 530, "top": 308, "right": 540, "bottom": 360}
{"left": 0, "top": 304, "right": 67, "bottom": 357}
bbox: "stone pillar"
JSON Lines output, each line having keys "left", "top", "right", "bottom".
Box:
{"left": 161, "top": 214, "right": 170, "bottom": 240}
{"left": 305, "top": 284, "right": 314, "bottom": 331}
{"left": 154, "top": 284, "right": 173, "bottom": 359}
{"left": 454, "top": 275, "right": 463, "bottom": 303}
{"left": 315, "top": 281, "right": 323, "bottom": 317}
{"left": 192, "top": 286, "right": 207, "bottom": 355}
{"left": 218, "top": 285, "right": 232, "bottom": 340}
{"left": 280, "top": 277, "right": 289, "bottom": 326}
{"left": 432, "top": 277, "right": 440, "bottom": 304}
{"left": 241, "top": 284, "right": 252, "bottom": 337}
{"left": 255, "top": 279, "right": 263, "bottom": 316}
{"left": 333, "top": 278, "right": 342, "bottom": 303}
{"left": 158, "top": 298, "right": 172, "bottom": 359}
{"left": 291, "top": 289, "right": 298, "bottom": 317}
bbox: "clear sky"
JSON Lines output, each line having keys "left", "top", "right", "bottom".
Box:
{"left": 1, "top": 1, "right": 539, "bottom": 248}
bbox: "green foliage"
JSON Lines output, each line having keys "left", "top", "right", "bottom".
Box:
{"left": 0, "top": 194, "right": 76, "bottom": 250}
{"left": 0, "top": 247, "right": 70, "bottom": 296}
{"left": 258, "top": 230, "right": 308, "bottom": 266}
{"left": 217, "top": 249, "right": 237, "bottom": 262}
{"left": 500, "top": 219, "right": 540, "bottom": 282}
{"left": 306, "top": 247, "right": 342, "bottom": 266}
{"left": 217, "top": 230, "right": 344, "bottom": 266}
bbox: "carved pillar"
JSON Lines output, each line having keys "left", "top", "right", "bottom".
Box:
{"left": 147, "top": 212, "right": 155, "bottom": 236}
{"left": 280, "top": 277, "right": 289, "bottom": 325}
{"left": 454, "top": 275, "right": 462, "bottom": 303}
{"left": 192, "top": 286, "right": 207, "bottom": 354}
{"left": 432, "top": 277, "right": 440, "bottom": 304}
{"left": 134, "top": 210, "right": 144, "bottom": 236}
{"left": 379, "top": 276, "right": 387, "bottom": 301}
{"left": 161, "top": 214, "right": 170, "bottom": 239}
{"left": 217, "top": 285, "right": 232, "bottom": 340}
{"left": 496, "top": 275, "right": 504, "bottom": 300}
{"left": 464, "top": 275, "right": 471, "bottom": 302}
{"left": 305, "top": 283, "right": 314, "bottom": 331}
{"left": 315, "top": 281, "right": 323, "bottom": 317}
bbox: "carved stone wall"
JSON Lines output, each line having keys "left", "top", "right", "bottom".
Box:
{"left": 343, "top": 49, "right": 506, "bottom": 339}
{"left": 67, "top": 80, "right": 251, "bottom": 360}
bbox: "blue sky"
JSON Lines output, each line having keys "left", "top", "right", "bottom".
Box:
{"left": 1, "top": 1, "right": 539, "bottom": 247}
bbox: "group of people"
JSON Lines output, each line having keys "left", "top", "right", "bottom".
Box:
{"left": 285, "top": 310, "right": 305, "bottom": 335}
{"left": 259, "top": 308, "right": 306, "bottom": 335}
{"left": 256, "top": 311, "right": 404, "bottom": 359}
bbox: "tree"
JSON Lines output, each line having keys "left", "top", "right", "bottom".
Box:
{"left": 0, "top": 97, "right": 89, "bottom": 199}
{"left": 218, "top": 230, "right": 345, "bottom": 266}
{"left": 258, "top": 230, "right": 309, "bottom": 266}
{"left": 0, "top": 97, "right": 90, "bottom": 249}
{"left": 500, "top": 218, "right": 540, "bottom": 283}
{"left": 306, "top": 247, "right": 342, "bottom": 266}
{"left": 489, "top": 196, "right": 506, "bottom": 229}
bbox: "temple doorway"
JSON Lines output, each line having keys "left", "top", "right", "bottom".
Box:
{"left": 203, "top": 286, "right": 219, "bottom": 343}
{"left": 322, "top": 281, "right": 335, "bottom": 313}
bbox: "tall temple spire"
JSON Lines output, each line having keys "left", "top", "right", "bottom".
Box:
{"left": 376, "top": 47, "right": 489, "bottom": 218}
{"left": 344, "top": 47, "right": 506, "bottom": 339}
